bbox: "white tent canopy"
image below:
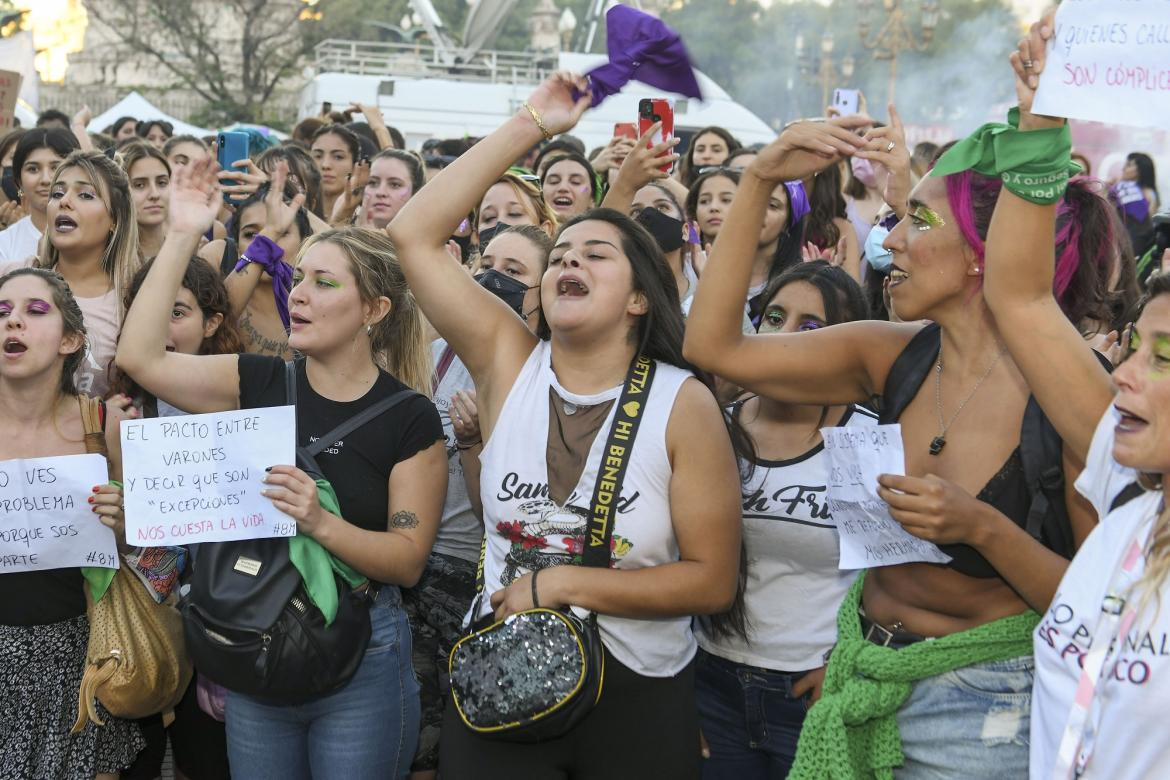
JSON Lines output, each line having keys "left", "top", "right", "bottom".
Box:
{"left": 86, "top": 92, "right": 212, "bottom": 138}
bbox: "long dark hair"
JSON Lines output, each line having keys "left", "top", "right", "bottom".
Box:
{"left": 1128, "top": 152, "right": 1159, "bottom": 197}
{"left": 806, "top": 163, "right": 847, "bottom": 249}
{"left": 679, "top": 126, "right": 741, "bottom": 188}
{"left": 311, "top": 124, "right": 360, "bottom": 165}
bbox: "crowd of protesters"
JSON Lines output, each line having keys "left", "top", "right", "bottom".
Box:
{"left": 1, "top": 8, "right": 1169, "bottom": 780}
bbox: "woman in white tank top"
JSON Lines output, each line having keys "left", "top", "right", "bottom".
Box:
{"left": 388, "top": 72, "right": 743, "bottom": 779}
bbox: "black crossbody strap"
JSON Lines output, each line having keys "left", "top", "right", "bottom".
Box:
{"left": 580, "top": 355, "right": 657, "bottom": 569}
{"left": 284, "top": 360, "right": 420, "bottom": 457}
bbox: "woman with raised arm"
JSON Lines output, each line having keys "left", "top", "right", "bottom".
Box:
{"left": 984, "top": 19, "right": 1170, "bottom": 778}
{"left": 684, "top": 113, "right": 1098, "bottom": 778}
{"left": 0, "top": 267, "right": 144, "bottom": 778}
{"left": 387, "top": 72, "right": 742, "bottom": 779}
{"left": 116, "top": 158, "right": 447, "bottom": 779}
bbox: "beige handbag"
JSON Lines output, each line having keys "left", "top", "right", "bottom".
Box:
{"left": 70, "top": 396, "right": 193, "bottom": 731}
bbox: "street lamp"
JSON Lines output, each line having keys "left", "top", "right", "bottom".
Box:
{"left": 857, "top": 0, "right": 939, "bottom": 103}
{"left": 798, "top": 31, "right": 856, "bottom": 113}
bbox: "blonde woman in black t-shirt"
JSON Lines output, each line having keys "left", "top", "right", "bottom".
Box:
{"left": 116, "top": 157, "right": 447, "bottom": 779}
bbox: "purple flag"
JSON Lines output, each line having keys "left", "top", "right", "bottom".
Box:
{"left": 576, "top": 5, "right": 703, "bottom": 108}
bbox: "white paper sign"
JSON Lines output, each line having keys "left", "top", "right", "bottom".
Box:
{"left": 0, "top": 454, "right": 119, "bottom": 572}
{"left": 122, "top": 406, "right": 297, "bottom": 545}
{"left": 820, "top": 423, "right": 951, "bottom": 569}
{"left": 1033, "top": 0, "right": 1170, "bottom": 129}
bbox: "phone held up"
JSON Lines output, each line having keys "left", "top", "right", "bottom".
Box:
{"left": 217, "top": 131, "right": 250, "bottom": 205}
{"left": 832, "top": 88, "right": 860, "bottom": 117}
{"left": 637, "top": 98, "right": 675, "bottom": 174}
{"left": 613, "top": 122, "right": 638, "bottom": 140}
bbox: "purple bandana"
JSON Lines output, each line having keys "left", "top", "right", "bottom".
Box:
{"left": 785, "top": 181, "right": 810, "bottom": 229}
{"left": 234, "top": 234, "right": 294, "bottom": 330}
{"left": 574, "top": 5, "right": 702, "bottom": 108}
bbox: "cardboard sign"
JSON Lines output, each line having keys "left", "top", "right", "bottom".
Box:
{"left": 821, "top": 423, "right": 951, "bottom": 569}
{"left": 121, "top": 406, "right": 297, "bottom": 545}
{"left": 0, "top": 69, "right": 21, "bottom": 134}
{"left": 0, "top": 454, "right": 119, "bottom": 572}
{"left": 1033, "top": 1, "right": 1170, "bottom": 129}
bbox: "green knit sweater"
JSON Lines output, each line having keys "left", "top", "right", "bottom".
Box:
{"left": 788, "top": 573, "right": 1039, "bottom": 780}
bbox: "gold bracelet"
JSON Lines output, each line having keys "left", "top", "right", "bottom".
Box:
{"left": 523, "top": 102, "right": 552, "bottom": 141}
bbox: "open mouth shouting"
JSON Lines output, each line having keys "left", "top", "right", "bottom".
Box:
{"left": 54, "top": 215, "right": 79, "bottom": 234}
{"left": 1115, "top": 404, "right": 1149, "bottom": 436}
{"left": 888, "top": 264, "right": 910, "bottom": 288}
{"left": 556, "top": 274, "right": 589, "bottom": 298}
{"left": 2, "top": 337, "right": 28, "bottom": 357}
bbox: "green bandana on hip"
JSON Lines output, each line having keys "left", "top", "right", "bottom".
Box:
{"left": 930, "top": 108, "right": 1080, "bottom": 205}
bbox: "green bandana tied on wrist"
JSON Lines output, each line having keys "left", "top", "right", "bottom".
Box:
{"left": 83, "top": 479, "right": 365, "bottom": 625}
{"left": 788, "top": 573, "right": 1039, "bottom": 779}
{"left": 930, "top": 108, "right": 1080, "bottom": 205}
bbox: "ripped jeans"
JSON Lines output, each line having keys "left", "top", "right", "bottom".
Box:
{"left": 895, "top": 655, "right": 1033, "bottom": 779}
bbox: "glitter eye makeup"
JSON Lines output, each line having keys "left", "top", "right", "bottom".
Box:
{"left": 317, "top": 277, "right": 342, "bottom": 289}
{"left": 27, "top": 300, "right": 52, "bottom": 314}
{"left": 0, "top": 303, "right": 11, "bottom": 315}
{"left": 800, "top": 320, "right": 824, "bottom": 331}
{"left": 911, "top": 205, "right": 946, "bottom": 231}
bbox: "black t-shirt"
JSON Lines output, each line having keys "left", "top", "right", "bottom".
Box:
{"left": 0, "top": 568, "right": 85, "bottom": 626}
{"left": 237, "top": 355, "right": 443, "bottom": 533}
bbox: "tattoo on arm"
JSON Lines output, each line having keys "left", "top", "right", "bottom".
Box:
{"left": 390, "top": 510, "right": 420, "bottom": 530}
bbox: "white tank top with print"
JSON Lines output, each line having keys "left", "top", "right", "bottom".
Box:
{"left": 477, "top": 339, "right": 694, "bottom": 677}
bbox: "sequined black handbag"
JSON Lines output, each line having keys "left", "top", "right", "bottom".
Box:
{"left": 448, "top": 356, "right": 656, "bottom": 742}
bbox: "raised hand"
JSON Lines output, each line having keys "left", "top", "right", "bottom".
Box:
{"left": 169, "top": 157, "right": 223, "bottom": 236}
{"left": 262, "top": 160, "right": 307, "bottom": 246}
{"left": 748, "top": 116, "right": 869, "bottom": 184}
{"left": 857, "top": 104, "right": 913, "bottom": 217}
{"left": 330, "top": 158, "right": 370, "bottom": 227}
{"left": 1009, "top": 7, "right": 1062, "bottom": 128}
{"left": 523, "top": 71, "right": 593, "bottom": 138}
{"left": 619, "top": 122, "right": 680, "bottom": 188}
{"left": 0, "top": 199, "right": 27, "bottom": 231}
{"left": 218, "top": 158, "right": 269, "bottom": 202}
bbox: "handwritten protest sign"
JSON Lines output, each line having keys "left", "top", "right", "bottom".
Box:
{"left": 1033, "top": 1, "right": 1170, "bottom": 129}
{"left": 0, "top": 454, "right": 118, "bottom": 573}
{"left": 821, "top": 423, "right": 951, "bottom": 569}
{"left": 122, "top": 406, "right": 296, "bottom": 545}
{"left": 0, "top": 69, "right": 20, "bottom": 134}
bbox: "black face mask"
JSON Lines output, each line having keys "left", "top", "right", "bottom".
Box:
{"left": 1, "top": 166, "right": 17, "bottom": 203}
{"left": 451, "top": 233, "right": 474, "bottom": 262}
{"left": 475, "top": 269, "right": 536, "bottom": 319}
{"left": 476, "top": 221, "right": 516, "bottom": 248}
{"left": 635, "top": 207, "right": 685, "bottom": 253}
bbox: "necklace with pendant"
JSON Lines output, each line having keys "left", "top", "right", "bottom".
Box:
{"left": 930, "top": 342, "right": 1007, "bottom": 456}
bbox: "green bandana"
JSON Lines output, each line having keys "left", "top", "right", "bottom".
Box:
{"left": 931, "top": 108, "right": 1080, "bottom": 205}
{"left": 288, "top": 478, "right": 366, "bottom": 625}
{"left": 789, "top": 573, "right": 1039, "bottom": 779}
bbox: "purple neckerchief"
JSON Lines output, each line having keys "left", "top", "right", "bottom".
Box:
{"left": 1111, "top": 180, "right": 1150, "bottom": 223}
{"left": 785, "top": 181, "right": 810, "bottom": 228}
{"left": 573, "top": 5, "right": 702, "bottom": 108}
{"left": 234, "top": 234, "right": 293, "bottom": 330}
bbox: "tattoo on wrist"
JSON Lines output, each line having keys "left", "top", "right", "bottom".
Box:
{"left": 390, "top": 510, "right": 420, "bottom": 529}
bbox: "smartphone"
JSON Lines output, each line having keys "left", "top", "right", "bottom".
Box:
{"left": 613, "top": 122, "right": 637, "bottom": 140}
{"left": 321, "top": 101, "right": 332, "bottom": 115}
{"left": 217, "top": 131, "right": 250, "bottom": 204}
{"left": 637, "top": 98, "right": 675, "bottom": 173}
{"left": 832, "top": 88, "right": 860, "bottom": 116}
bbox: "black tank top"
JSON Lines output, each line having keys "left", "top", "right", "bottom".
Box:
{"left": 879, "top": 324, "right": 1070, "bottom": 579}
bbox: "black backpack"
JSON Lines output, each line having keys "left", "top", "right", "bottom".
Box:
{"left": 181, "top": 361, "right": 418, "bottom": 703}
{"left": 879, "top": 324, "right": 1077, "bottom": 559}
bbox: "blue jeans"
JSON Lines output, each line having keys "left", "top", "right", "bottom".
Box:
{"left": 895, "top": 654, "right": 1033, "bottom": 779}
{"left": 695, "top": 649, "right": 813, "bottom": 780}
{"left": 224, "top": 586, "right": 421, "bottom": 780}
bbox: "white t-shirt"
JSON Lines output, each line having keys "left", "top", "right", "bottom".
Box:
{"left": 697, "top": 405, "right": 875, "bottom": 670}
{"left": 430, "top": 339, "right": 484, "bottom": 562}
{"left": 1030, "top": 406, "right": 1168, "bottom": 779}
{"left": 0, "top": 216, "right": 41, "bottom": 265}
{"left": 476, "top": 340, "right": 695, "bottom": 677}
